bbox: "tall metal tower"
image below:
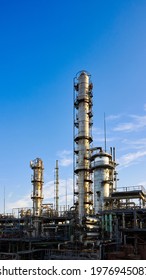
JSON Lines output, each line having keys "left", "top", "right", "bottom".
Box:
{"left": 54, "top": 160, "right": 59, "bottom": 213}
{"left": 30, "top": 158, "right": 44, "bottom": 216}
{"left": 74, "top": 71, "right": 93, "bottom": 222}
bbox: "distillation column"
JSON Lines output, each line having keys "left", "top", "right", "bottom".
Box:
{"left": 91, "top": 147, "right": 117, "bottom": 212}
{"left": 54, "top": 160, "right": 59, "bottom": 213}
{"left": 74, "top": 71, "right": 93, "bottom": 222}
{"left": 30, "top": 158, "right": 44, "bottom": 216}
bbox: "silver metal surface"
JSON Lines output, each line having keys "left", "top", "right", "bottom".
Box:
{"left": 55, "top": 160, "right": 59, "bottom": 213}
{"left": 30, "top": 158, "right": 44, "bottom": 216}
{"left": 74, "top": 71, "right": 93, "bottom": 222}
{"left": 91, "top": 149, "right": 116, "bottom": 212}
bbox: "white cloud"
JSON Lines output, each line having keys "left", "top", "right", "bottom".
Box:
{"left": 7, "top": 194, "right": 32, "bottom": 214}
{"left": 60, "top": 158, "right": 73, "bottom": 167}
{"left": 92, "top": 127, "right": 103, "bottom": 139}
{"left": 43, "top": 178, "right": 73, "bottom": 206}
{"left": 121, "top": 138, "right": 146, "bottom": 150}
{"left": 93, "top": 126, "right": 117, "bottom": 144}
{"left": 5, "top": 177, "right": 74, "bottom": 215}
{"left": 118, "top": 150, "right": 146, "bottom": 169}
{"left": 113, "top": 115, "right": 146, "bottom": 132}
{"left": 114, "top": 122, "right": 134, "bottom": 132}
{"left": 138, "top": 181, "right": 146, "bottom": 189}
{"left": 106, "top": 114, "right": 122, "bottom": 121}
{"left": 132, "top": 114, "right": 146, "bottom": 126}
{"left": 57, "top": 150, "right": 73, "bottom": 167}
{"left": 43, "top": 180, "right": 54, "bottom": 203}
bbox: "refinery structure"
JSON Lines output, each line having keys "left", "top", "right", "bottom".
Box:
{"left": 0, "top": 71, "right": 146, "bottom": 260}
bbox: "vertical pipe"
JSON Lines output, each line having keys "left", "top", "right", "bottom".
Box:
{"left": 104, "top": 112, "right": 107, "bottom": 152}
{"left": 66, "top": 180, "right": 67, "bottom": 211}
{"left": 113, "top": 147, "right": 115, "bottom": 161}
{"left": 4, "top": 186, "right": 5, "bottom": 215}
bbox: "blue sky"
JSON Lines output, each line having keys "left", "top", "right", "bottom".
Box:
{"left": 0, "top": 0, "right": 146, "bottom": 213}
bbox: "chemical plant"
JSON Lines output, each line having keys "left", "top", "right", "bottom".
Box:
{"left": 0, "top": 71, "right": 146, "bottom": 260}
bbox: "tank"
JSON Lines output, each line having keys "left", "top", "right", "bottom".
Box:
{"left": 91, "top": 149, "right": 116, "bottom": 212}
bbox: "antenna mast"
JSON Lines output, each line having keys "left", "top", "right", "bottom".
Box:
{"left": 104, "top": 112, "right": 107, "bottom": 152}
{"left": 4, "top": 186, "right": 5, "bottom": 215}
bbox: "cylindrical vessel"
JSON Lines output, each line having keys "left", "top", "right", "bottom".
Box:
{"left": 91, "top": 150, "right": 116, "bottom": 212}
{"left": 74, "top": 71, "right": 93, "bottom": 222}
{"left": 30, "top": 158, "right": 44, "bottom": 216}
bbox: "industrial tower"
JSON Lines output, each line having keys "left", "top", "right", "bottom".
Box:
{"left": 91, "top": 147, "right": 117, "bottom": 212}
{"left": 54, "top": 160, "right": 59, "bottom": 213}
{"left": 74, "top": 71, "right": 93, "bottom": 222}
{"left": 30, "top": 158, "right": 44, "bottom": 216}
